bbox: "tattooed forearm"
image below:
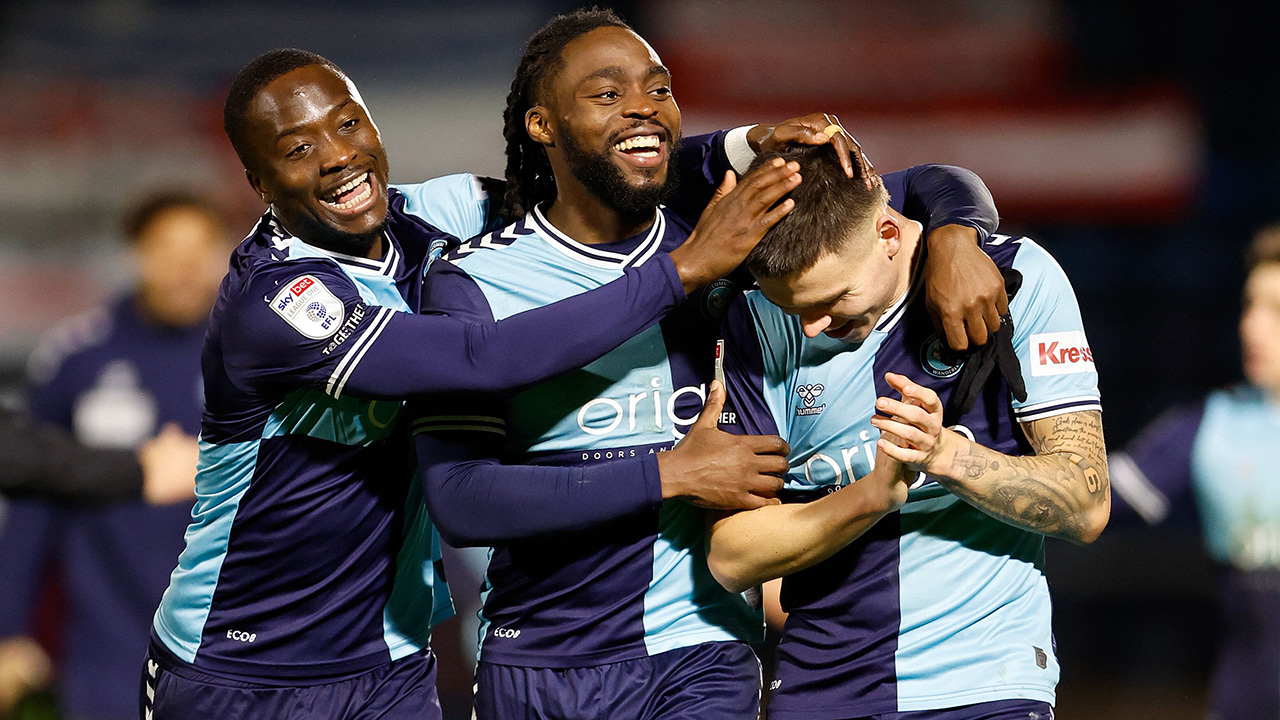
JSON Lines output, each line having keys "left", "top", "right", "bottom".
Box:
{"left": 938, "top": 411, "right": 1109, "bottom": 544}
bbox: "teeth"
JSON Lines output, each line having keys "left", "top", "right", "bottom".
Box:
{"left": 328, "top": 172, "right": 368, "bottom": 201}
{"left": 323, "top": 173, "right": 372, "bottom": 211}
{"left": 614, "top": 135, "right": 661, "bottom": 152}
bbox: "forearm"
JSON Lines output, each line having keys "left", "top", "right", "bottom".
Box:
{"left": 707, "top": 480, "right": 897, "bottom": 593}
{"left": 933, "top": 412, "right": 1110, "bottom": 544}
{"left": 350, "top": 257, "right": 685, "bottom": 397}
{"left": 421, "top": 446, "right": 663, "bottom": 547}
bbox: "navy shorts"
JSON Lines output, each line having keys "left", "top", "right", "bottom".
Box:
{"left": 475, "top": 641, "right": 761, "bottom": 720}
{"left": 844, "top": 700, "right": 1054, "bottom": 720}
{"left": 139, "top": 644, "right": 441, "bottom": 720}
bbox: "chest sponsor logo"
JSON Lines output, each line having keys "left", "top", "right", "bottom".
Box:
{"left": 1030, "top": 330, "right": 1094, "bottom": 377}
{"left": 795, "top": 383, "right": 825, "bottom": 416}
{"left": 271, "top": 274, "right": 345, "bottom": 340}
{"left": 577, "top": 379, "right": 707, "bottom": 441}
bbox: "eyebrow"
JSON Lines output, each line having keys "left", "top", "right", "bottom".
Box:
{"left": 274, "top": 98, "right": 354, "bottom": 141}
{"left": 581, "top": 64, "right": 671, "bottom": 84}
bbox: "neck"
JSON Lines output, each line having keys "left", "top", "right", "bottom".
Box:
{"left": 273, "top": 208, "right": 385, "bottom": 260}
{"left": 892, "top": 219, "right": 925, "bottom": 304}
{"left": 543, "top": 171, "right": 654, "bottom": 245}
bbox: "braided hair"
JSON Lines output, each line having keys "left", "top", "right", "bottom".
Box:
{"left": 501, "top": 8, "right": 630, "bottom": 221}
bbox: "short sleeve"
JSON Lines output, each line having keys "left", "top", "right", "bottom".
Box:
{"left": 392, "top": 174, "right": 494, "bottom": 242}
{"left": 1007, "top": 239, "right": 1102, "bottom": 422}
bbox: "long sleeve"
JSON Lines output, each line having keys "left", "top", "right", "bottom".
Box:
{"left": 412, "top": 425, "right": 662, "bottom": 548}
{"left": 223, "top": 252, "right": 687, "bottom": 400}
{"left": 884, "top": 164, "right": 1000, "bottom": 240}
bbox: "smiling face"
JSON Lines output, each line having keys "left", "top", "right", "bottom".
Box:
{"left": 532, "top": 26, "right": 681, "bottom": 217}
{"left": 755, "top": 208, "right": 914, "bottom": 343}
{"left": 240, "top": 64, "right": 390, "bottom": 257}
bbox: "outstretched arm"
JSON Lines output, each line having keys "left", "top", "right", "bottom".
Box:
{"left": 872, "top": 372, "right": 1110, "bottom": 545}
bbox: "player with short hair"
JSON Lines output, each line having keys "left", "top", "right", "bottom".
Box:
{"left": 415, "top": 9, "right": 1009, "bottom": 720}
{"left": 707, "top": 144, "right": 1110, "bottom": 719}
{"left": 143, "top": 48, "right": 806, "bottom": 720}
{"left": 1108, "top": 226, "right": 1280, "bottom": 720}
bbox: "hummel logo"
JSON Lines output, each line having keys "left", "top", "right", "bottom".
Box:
{"left": 796, "top": 384, "right": 824, "bottom": 407}
{"left": 795, "top": 384, "right": 827, "bottom": 417}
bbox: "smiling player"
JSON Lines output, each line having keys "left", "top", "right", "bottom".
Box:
{"left": 413, "top": 9, "right": 1008, "bottom": 720}
{"left": 140, "top": 48, "right": 806, "bottom": 720}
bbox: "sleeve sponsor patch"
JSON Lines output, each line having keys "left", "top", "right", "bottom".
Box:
{"left": 1029, "top": 330, "right": 1095, "bottom": 377}
{"left": 270, "top": 275, "right": 345, "bottom": 340}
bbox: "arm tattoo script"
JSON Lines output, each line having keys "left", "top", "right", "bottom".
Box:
{"left": 939, "top": 410, "right": 1109, "bottom": 544}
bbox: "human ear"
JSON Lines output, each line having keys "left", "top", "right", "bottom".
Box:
{"left": 246, "top": 170, "right": 271, "bottom": 205}
{"left": 526, "top": 106, "right": 555, "bottom": 148}
{"left": 880, "top": 214, "right": 903, "bottom": 258}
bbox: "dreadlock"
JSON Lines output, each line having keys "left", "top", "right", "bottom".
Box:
{"left": 501, "top": 7, "right": 631, "bottom": 221}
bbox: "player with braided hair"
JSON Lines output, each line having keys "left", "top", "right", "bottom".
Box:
{"left": 415, "top": 8, "right": 1010, "bottom": 720}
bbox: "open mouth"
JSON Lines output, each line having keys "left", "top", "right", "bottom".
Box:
{"left": 612, "top": 134, "right": 665, "bottom": 167}
{"left": 321, "top": 171, "right": 375, "bottom": 214}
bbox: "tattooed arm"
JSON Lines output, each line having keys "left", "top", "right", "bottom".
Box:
{"left": 871, "top": 372, "right": 1110, "bottom": 545}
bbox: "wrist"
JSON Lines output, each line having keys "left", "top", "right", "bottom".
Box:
{"left": 926, "top": 224, "right": 980, "bottom": 251}
{"left": 656, "top": 452, "right": 687, "bottom": 500}
{"left": 727, "top": 124, "right": 760, "bottom": 175}
{"left": 667, "top": 245, "right": 706, "bottom": 293}
{"left": 932, "top": 428, "right": 967, "bottom": 480}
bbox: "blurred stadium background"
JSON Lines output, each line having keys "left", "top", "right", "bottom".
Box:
{"left": 2, "top": 0, "right": 1276, "bottom": 717}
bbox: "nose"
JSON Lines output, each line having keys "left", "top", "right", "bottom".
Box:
{"left": 622, "top": 92, "right": 657, "bottom": 120}
{"left": 318, "top": 132, "right": 358, "bottom": 175}
{"left": 800, "top": 312, "right": 833, "bottom": 338}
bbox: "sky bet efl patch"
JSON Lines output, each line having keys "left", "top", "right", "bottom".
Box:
{"left": 1029, "top": 330, "right": 1094, "bottom": 377}
{"left": 271, "top": 275, "right": 345, "bottom": 340}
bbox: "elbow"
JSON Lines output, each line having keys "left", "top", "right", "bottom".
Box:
{"left": 1071, "top": 493, "right": 1112, "bottom": 546}
{"left": 706, "top": 548, "right": 757, "bottom": 595}
{"left": 422, "top": 475, "right": 490, "bottom": 548}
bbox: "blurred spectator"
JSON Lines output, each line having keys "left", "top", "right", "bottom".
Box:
{"left": 0, "top": 192, "right": 230, "bottom": 720}
{"left": 1109, "top": 225, "right": 1280, "bottom": 720}
{"left": 0, "top": 408, "right": 197, "bottom": 506}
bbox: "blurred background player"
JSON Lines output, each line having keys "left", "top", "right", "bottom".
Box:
{"left": 0, "top": 192, "right": 221, "bottom": 720}
{"left": 1107, "top": 226, "right": 1280, "bottom": 720}
{"left": 0, "top": 407, "right": 197, "bottom": 506}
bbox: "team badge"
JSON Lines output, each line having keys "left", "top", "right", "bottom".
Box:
{"left": 270, "top": 275, "right": 345, "bottom": 340}
{"left": 795, "top": 383, "right": 826, "bottom": 417}
{"left": 700, "top": 278, "right": 738, "bottom": 322}
{"left": 919, "top": 333, "right": 964, "bottom": 378}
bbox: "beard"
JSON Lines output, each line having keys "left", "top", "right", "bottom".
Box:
{"left": 276, "top": 201, "right": 389, "bottom": 258}
{"left": 559, "top": 125, "right": 681, "bottom": 221}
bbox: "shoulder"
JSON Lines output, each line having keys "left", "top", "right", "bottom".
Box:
{"left": 443, "top": 216, "right": 538, "bottom": 265}
{"left": 391, "top": 173, "right": 495, "bottom": 241}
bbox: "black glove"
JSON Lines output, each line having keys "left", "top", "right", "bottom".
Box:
{"left": 944, "top": 267, "right": 1028, "bottom": 425}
